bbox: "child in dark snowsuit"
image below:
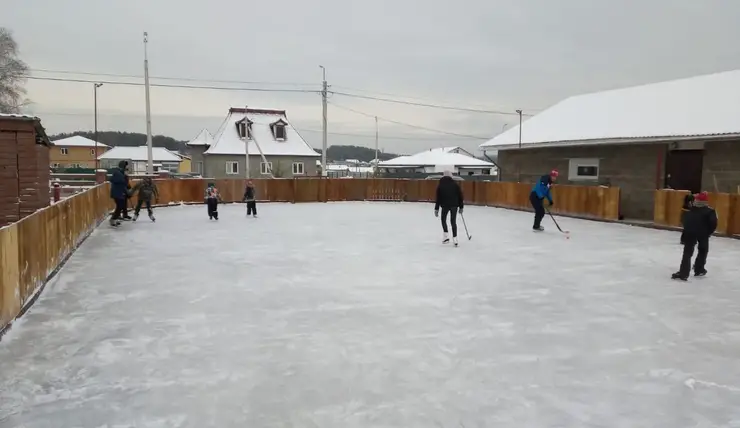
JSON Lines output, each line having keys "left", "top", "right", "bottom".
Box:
{"left": 132, "top": 176, "right": 159, "bottom": 221}
{"left": 529, "top": 170, "right": 558, "bottom": 231}
{"left": 679, "top": 193, "right": 694, "bottom": 245}
{"left": 672, "top": 191, "right": 718, "bottom": 281}
{"left": 205, "top": 183, "right": 223, "bottom": 220}
{"left": 243, "top": 180, "right": 257, "bottom": 218}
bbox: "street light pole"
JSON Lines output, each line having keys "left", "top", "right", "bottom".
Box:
{"left": 319, "top": 65, "right": 328, "bottom": 177}
{"left": 143, "top": 31, "right": 154, "bottom": 175}
{"left": 94, "top": 83, "right": 103, "bottom": 170}
{"left": 374, "top": 116, "right": 379, "bottom": 176}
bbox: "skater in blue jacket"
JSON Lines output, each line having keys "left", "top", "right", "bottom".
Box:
{"left": 529, "top": 169, "right": 558, "bottom": 231}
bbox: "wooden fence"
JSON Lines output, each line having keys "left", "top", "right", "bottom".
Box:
{"left": 150, "top": 178, "right": 620, "bottom": 220}
{"left": 1, "top": 184, "right": 111, "bottom": 331}
{"left": 1, "top": 178, "right": 619, "bottom": 333}
{"left": 654, "top": 189, "right": 740, "bottom": 236}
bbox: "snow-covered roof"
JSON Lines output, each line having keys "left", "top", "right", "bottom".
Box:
{"left": 481, "top": 69, "right": 740, "bottom": 150}
{"left": 380, "top": 150, "right": 494, "bottom": 168}
{"left": 52, "top": 135, "right": 110, "bottom": 148}
{"left": 98, "top": 146, "right": 183, "bottom": 162}
{"left": 0, "top": 113, "right": 38, "bottom": 119}
{"left": 186, "top": 128, "right": 214, "bottom": 146}
{"left": 204, "top": 108, "right": 320, "bottom": 157}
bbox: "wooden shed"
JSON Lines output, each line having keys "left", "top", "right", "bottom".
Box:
{"left": 0, "top": 114, "right": 52, "bottom": 227}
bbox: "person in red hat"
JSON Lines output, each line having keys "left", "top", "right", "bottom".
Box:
{"left": 672, "top": 191, "right": 717, "bottom": 280}
{"left": 529, "top": 169, "right": 558, "bottom": 231}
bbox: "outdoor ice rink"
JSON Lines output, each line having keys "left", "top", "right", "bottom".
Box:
{"left": 2, "top": 202, "right": 740, "bottom": 427}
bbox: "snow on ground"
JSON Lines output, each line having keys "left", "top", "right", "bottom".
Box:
{"left": 1, "top": 202, "right": 740, "bottom": 427}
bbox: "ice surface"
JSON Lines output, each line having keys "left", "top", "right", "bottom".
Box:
{"left": 2, "top": 202, "right": 740, "bottom": 427}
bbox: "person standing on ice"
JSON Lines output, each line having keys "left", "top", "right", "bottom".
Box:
{"left": 529, "top": 170, "right": 558, "bottom": 231}
{"left": 205, "top": 182, "right": 222, "bottom": 220}
{"left": 243, "top": 180, "right": 257, "bottom": 218}
{"left": 108, "top": 160, "right": 128, "bottom": 227}
{"left": 672, "top": 191, "right": 717, "bottom": 281}
{"left": 131, "top": 175, "right": 159, "bottom": 222}
{"left": 679, "top": 193, "right": 694, "bottom": 245}
{"left": 434, "top": 171, "right": 464, "bottom": 246}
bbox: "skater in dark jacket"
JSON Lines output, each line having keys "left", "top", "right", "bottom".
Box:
{"left": 243, "top": 180, "right": 257, "bottom": 217}
{"left": 679, "top": 193, "right": 694, "bottom": 245}
{"left": 672, "top": 191, "right": 717, "bottom": 281}
{"left": 434, "top": 171, "right": 464, "bottom": 246}
{"left": 121, "top": 163, "right": 133, "bottom": 220}
{"left": 109, "top": 160, "right": 128, "bottom": 226}
{"left": 132, "top": 176, "right": 159, "bottom": 221}
{"left": 529, "top": 170, "right": 558, "bottom": 231}
{"left": 205, "top": 183, "right": 223, "bottom": 220}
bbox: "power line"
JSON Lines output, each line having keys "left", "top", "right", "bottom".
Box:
{"left": 330, "top": 91, "right": 535, "bottom": 116}
{"left": 329, "top": 102, "right": 492, "bottom": 140}
{"left": 29, "top": 68, "right": 317, "bottom": 87}
{"left": 294, "top": 127, "right": 475, "bottom": 141}
{"left": 26, "top": 76, "right": 318, "bottom": 93}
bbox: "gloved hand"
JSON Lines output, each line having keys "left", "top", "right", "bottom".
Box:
{"left": 548, "top": 200, "right": 554, "bottom": 206}
{"left": 434, "top": 209, "right": 439, "bottom": 218}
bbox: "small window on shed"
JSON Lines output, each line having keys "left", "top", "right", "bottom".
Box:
{"left": 568, "top": 158, "right": 600, "bottom": 181}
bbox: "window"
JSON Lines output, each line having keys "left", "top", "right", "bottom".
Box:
{"left": 90, "top": 149, "right": 97, "bottom": 156}
{"left": 52, "top": 163, "right": 60, "bottom": 168}
{"left": 236, "top": 119, "right": 253, "bottom": 139}
{"left": 274, "top": 125, "right": 286, "bottom": 140}
{"left": 568, "top": 158, "right": 600, "bottom": 181}
{"left": 292, "top": 162, "right": 304, "bottom": 175}
{"left": 193, "top": 162, "right": 203, "bottom": 174}
{"left": 260, "top": 162, "right": 273, "bottom": 175}
{"left": 226, "top": 161, "right": 239, "bottom": 175}
{"left": 71, "top": 163, "right": 82, "bottom": 168}
{"left": 60, "top": 148, "right": 68, "bottom": 155}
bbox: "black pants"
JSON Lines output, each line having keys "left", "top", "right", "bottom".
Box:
{"left": 679, "top": 236, "right": 709, "bottom": 277}
{"left": 441, "top": 206, "right": 458, "bottom": 237}
{"left": 207, "top": 198, "right": 219, "bottom": 218}
{"left": 111, "top": 197, "right": 127, "bottom": 220}
{"left": 529, "top": 191, "right": 545, "bottom": 228}
{"left": 247, "top": 201, "right": 257, "bottom": 215}
{"left": 123, "top": 196, "right": 131, "bottom": 218}
{"left": 135, "top": 198, "right": 153, "bottom": 216}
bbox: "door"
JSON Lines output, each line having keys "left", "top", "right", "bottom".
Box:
{"left": 665, "top": 149, "right": 703, "bottom": 193}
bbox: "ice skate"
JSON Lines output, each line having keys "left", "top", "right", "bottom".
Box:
{"left": 133, "top": 213, "right": 139, "bottom": 221}
{"left": 453, "top": 236, "right": 459, "bottom": 247}
{"left": 442, "top": 232, "right": 449, "bottom": 244}
{"left": 694, "top": 268, "right": 707, "bottom": 277}
{"left": 253, "top": 214, "right": 257, "bottom": 218}
{"left": 533, "top": 226, "right": 544, "bottom": 232}
{"left": 109, "top": 218, "right": 121, "bottom": 227}
{"left": 671, "top": 272, "right": 688, "bottom": 281}
{"left": 149, "top": 213, "right": 156, "bottom": 222}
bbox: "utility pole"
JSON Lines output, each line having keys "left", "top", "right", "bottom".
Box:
{"left": 516, "top": 109, "right": 523, "bottom": 182}
{"left": 94, "top": 83, "right": 103, "bottom": 170}
{"left": 374, "top": 116, "right": 379, "bottom": 176}
{"left": 320, "top": 65, "right": 328, "bottom": 177}
{"left": 245, "top": 105, "right": 250, "bottom": 179}
{"left": 143, "top": 32, "right": 154, "bottom": 175}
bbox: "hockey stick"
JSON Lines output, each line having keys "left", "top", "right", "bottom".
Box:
{"left": 460, "top": 212, "right": 472, "bottom": 240}
{"left": 546, "top": 208, "right": 570, "bottom": 234}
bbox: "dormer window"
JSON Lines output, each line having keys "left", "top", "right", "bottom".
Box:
{"left": 236, "top": 118, "right": 253, "bottom": 139}
{"left": 270, "top": 119, "right": 288, "bottom": 141}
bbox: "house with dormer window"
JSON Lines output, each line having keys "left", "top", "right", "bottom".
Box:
{"left": 202, "top": 107, "right": 320, "bottom": 178}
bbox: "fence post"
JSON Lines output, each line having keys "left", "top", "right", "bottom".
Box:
{"left": 52, "top": 181, "right": 61, "bottom": 202}
{"left": 95, "top": 169, "right": 107, "bottom": 184}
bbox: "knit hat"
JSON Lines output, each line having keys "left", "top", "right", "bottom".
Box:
{"left": 694, "top": 191, "right": 708, "bottom": 202}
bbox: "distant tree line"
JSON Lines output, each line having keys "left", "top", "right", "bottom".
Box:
{"left": 313, "top": 145, "right": 400, "bottom": 162}
{"left": 49, "top": 131, "right": 188, "bottom": 152}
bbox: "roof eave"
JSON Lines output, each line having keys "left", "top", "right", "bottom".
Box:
{"left": 482, "top": 133, "right": 740, "bottom": 151}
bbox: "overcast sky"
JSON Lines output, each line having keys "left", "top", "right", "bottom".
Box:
{"left": 4, "top": 0, "right": 740, "bottom": 155}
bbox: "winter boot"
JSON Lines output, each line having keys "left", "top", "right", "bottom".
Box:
{"left": 671, "top": 272, "right": 688, "bottom": 281}
{"left": 453, "top": 236, "right": 459, "bottom": 247}
{"left": 442, "top": 232, "right": 449, "bottom": 244}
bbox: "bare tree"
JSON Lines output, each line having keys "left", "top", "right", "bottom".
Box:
{"left": 0, "top": 27, "right": 29, "bottom": 113}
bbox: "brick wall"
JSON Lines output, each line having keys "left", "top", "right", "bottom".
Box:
{"left": 0, "top": 118, "right": 51, "bottom": 227}
{"left": 498, "top": 143, "right": 666, "bottom": 219}
{"left": 702, "top": 139, "right": 740, "bottom": 193}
